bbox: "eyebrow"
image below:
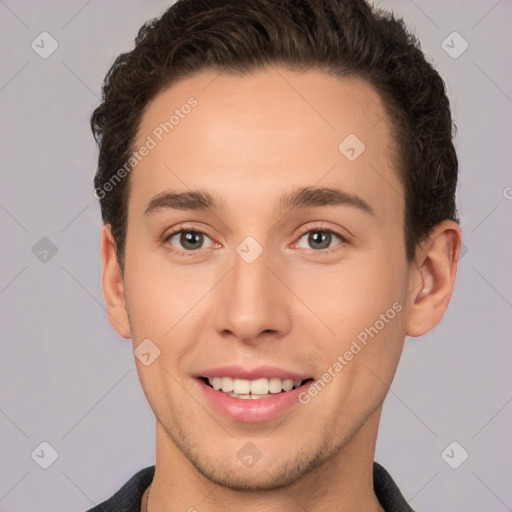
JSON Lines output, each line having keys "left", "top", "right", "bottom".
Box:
{"left": 143, "top": 186, "right": 374, "bottom": 217}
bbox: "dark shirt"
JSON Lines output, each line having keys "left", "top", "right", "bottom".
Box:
{"left": 86, "top": 461, "right": 415, "bottom": 511}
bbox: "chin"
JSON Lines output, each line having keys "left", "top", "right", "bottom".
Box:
{"left": 191, "top": 457, "right": 309, "bottom": 492}
{"left": 183, "top": 436, "right": 337, "bottom": 492}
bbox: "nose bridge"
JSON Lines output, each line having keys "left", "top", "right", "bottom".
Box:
{"left": 214, "top": 237, "right": 290, "bottom": 341}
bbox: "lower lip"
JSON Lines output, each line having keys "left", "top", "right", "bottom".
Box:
{"left": 196, "top": 378, "right": 312, "bottom": 423}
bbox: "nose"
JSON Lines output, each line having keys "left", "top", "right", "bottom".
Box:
{"left": 213, "top": 241, "right": 292, "bottom": 344}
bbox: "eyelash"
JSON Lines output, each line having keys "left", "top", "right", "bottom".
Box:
{"left": 164, "top": 223, "right": 350, "bottom": 257}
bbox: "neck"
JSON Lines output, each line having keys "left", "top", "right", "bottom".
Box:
{"left": 147, "top": 408, "right": 384, "bottom": 512}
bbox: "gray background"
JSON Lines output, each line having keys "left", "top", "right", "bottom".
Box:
{"left": 1, "top": 0, "right": 511, "bottom": 511}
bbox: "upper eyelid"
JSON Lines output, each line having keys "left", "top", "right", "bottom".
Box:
{"left": 294, "top": 223, "right": 350, "bottom": 243}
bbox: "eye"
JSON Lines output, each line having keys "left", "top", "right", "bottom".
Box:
{"left": 294, "top": 228, "right": 347, "bottom": 252}
{"left": 165, "top": 228, "right": 217, "bottom": 253}
{"left": 163, "top": 225, "right": 348, "bottom": 256}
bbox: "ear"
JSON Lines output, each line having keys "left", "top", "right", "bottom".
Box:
{"left": 405, "top": 220, "right": 462, "bottom": 337}
{"left": 100, "top": 224, "right": 131, "bottom": 339}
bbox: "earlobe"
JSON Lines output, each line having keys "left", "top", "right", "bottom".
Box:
{"left": 405, "top": 220, "right": 462, "bottom": 338}
{"left": 100, "top": 224, "right": 131, "bottom": 339}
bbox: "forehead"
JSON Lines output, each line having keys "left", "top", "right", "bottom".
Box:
{"left": 130, "top": 68, "right": 403, "bottom": 222}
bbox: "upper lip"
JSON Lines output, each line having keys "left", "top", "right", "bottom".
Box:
{"left": 195, "top": 365, "right": 311, "bottom": 381}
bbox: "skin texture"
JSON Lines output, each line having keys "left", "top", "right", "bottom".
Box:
{"left": 101, "top": 68, "right": 461, "bottom": 512}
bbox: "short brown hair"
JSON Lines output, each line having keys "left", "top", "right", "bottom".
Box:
{"left": 91, "top": 0, "right": 459, "bottom": 269}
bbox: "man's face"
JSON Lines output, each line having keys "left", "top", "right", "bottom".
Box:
{"left": 122, "top": 68, "right": 412, "bottom": 490}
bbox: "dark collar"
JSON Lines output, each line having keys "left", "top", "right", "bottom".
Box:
{"left": 373, "top": 461, "right": 415, "bottom": 511}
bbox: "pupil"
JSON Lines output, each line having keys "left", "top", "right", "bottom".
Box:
{"left": 182, "top": 231, "right": 203, "bottom": 249}
{"left": 309, "top": 231, "right": 330, "bottom": 249}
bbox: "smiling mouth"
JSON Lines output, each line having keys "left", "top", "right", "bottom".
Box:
{"left": 199, "top": 376, "right": 314, "bottom": 399}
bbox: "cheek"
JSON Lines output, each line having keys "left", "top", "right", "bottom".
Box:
{"left": 291, "top": 256, "right": 405, "bottom": 340}
{"left": 124, "top": 277, "right": 169, "bottom": 339}
{"left": 122, "top": 244, "right": 188, "bottom": 336}
{"left": 123, "top": 257, "right": 207, "bottom": 372}
{"left": 305, "top": 304, "right": 406, "bottom": 435}
{"left": 297, "top": 256, "right": 408, "bottom": 409}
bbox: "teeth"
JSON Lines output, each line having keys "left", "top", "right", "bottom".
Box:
{"left": 268, "top": 378, "right": 282, "bottom": 393}
{"left": 225, "top": 392, "right": 274, "bottom": 399}
{"left": 207, "top": 376, "right": 304, "bottom": 394}
{"left": 282, "top": 379, "right": 293, "bottom": 391}
{"left": 250, "top": 378, "right": 268, "bottom": 395}
{"left": 221, "top": 376, "right": 233, "bottom": 392}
